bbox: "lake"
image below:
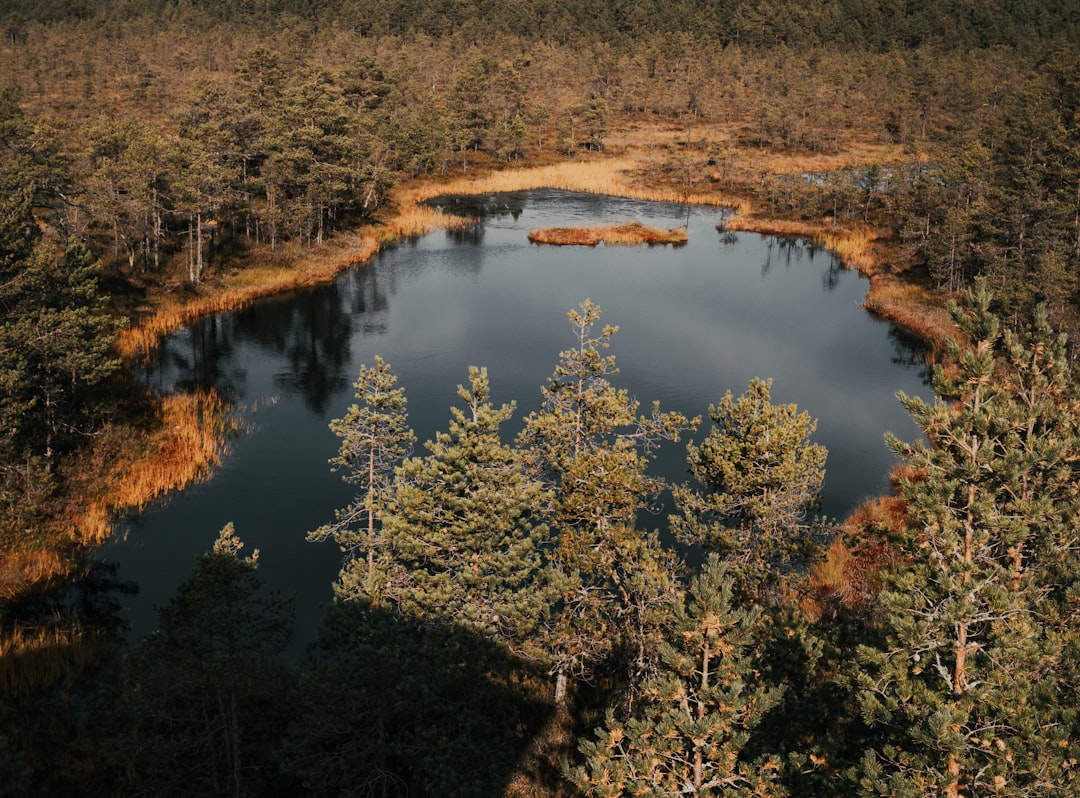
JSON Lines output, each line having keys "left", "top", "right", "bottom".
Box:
{"left": 105, "top": 189, "right": 930, "bottom": 650}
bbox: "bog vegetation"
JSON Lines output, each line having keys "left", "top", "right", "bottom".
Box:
{"left": 1, "top": 0, "right": 1079, "bottom": 795}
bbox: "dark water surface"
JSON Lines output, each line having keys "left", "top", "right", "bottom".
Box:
{"left": 105, "top": 190, "right": 930, "bottom": 649}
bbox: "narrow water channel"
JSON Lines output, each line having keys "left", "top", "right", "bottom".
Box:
{"left": 105, "top": 190, "right": 931, "bottom": 651}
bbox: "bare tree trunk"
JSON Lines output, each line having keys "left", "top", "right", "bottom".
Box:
{"left": 554, "top": 669, "right": 568, "bottom": 709}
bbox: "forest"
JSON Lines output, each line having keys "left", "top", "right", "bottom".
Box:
{"left": 1, "top": 0, "right": 1079, "bottom": 795}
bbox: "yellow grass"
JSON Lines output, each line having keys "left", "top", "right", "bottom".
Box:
{"left": 380, "top": 205, "right": 475, "bottom": 240}
{"left": 527, "top": 221, "right": 688, "bottom": 247}
{"left": 0, "top": 546, "right": 71, "bottom": 603}
{"left": 863, "top": 276, "right": 957, "bottom": 352}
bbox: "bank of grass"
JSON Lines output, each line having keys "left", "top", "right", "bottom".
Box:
{"left": 527, "top": 221, "right": 688, "bottom": 246}
{"left": 402, "top": 158, "right": 751, "bottom": 214}
{"left": 724, "top": 216, "right": 955, "bottom": 352}
{"left": 70, "top": 391, "right": 235, "bottom": 545}
{"left": 0, "top": 619, "right": 105, "bottom": 697}
{"left": 116, "top": 207, "right": 474, "bottom": 360}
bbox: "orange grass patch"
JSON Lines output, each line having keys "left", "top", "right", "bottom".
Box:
{"left": 0, "top": 546, "right": 72, "bottom": 603}
{"left": 527, "top": 221, "right": 688, "bottom": 247}
{"left": 863, "top": 276, "right": 957, "bottom": 352}
{"left": 0, "top": 621, "right": 103, "bottom": 696}
{"left": 71, "top": 391, "right": 234, "bottom": 544}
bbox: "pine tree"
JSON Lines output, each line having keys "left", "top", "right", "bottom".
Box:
{"left": 853, "top": 280, "right": 1080, "bottom": 797}
{"left": 118, "top": 524, "right": 295, "bottom": 797}
{"left": 518, "top": 299, "right": 696, "bottom": 706}
{"left": 567, "top": 556, "right": 787, "bottom": 798}
{"left": 372, "top": 366, "right": 553, "bottom": 652}
{"left": 309, "top": 356, "right": 415, "bottom": 603}
{"left": 671, "top": 377, "right": 826, "bottom": 595}
{"left": 0, "top": 188, "right": 121, "bottom": 470}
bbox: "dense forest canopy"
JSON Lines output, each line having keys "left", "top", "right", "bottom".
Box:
{"left": 1, "top": 0, "right": 1080, "bottom": 794}
{"left": 2, "top": 0, "right": 1079, "bottom": 50}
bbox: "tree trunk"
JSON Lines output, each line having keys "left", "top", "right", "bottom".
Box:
{"left": 554, "top": 669, "right": 568, "bottom": 708}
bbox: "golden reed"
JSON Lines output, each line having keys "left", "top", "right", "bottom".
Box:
{"left": 73, "top": 391, "right": 234, "bottom": 544}
{"left": 527, "top": 221, "right": 688, "bottom": 246}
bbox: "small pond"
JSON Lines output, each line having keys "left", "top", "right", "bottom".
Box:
{"left": 105, "top": 189, "right": 930, "bottom": 650}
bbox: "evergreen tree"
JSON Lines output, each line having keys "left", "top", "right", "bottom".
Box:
{"left": 853, "top": 280, "right": 1080, "bottom": 797}
{"left": 518, "top": 299, "right": 696, "bottom": 706}
{"left": 567, "top": 556, "right": 787, "bottom": 797}
{"left": 671, "top": 377, "right": 826, "bottom": 596}
{"left": 309, "top": 356, "right": 415, "bottom": 603}
{"left": 0, "top": 188, "right": 121, "bottom": 470}
{"left": 116, "top": 524, "right": 295, "bottom": 797}
{"left": 373, "top": 367, "right": 554, "bottom": 652}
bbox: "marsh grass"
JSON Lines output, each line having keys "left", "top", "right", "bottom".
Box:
{"left": 0, "top": 621, "right": 103, "bottom": 697}
{"left": 863, "top": 277, "right": 956, "bottom": 351}
{"left": 527, "top": 221, "right": 688, "bottom": 246}
{"left": 70, "top": 391, "right": 234, "bottom": 545}
{"left": 404, "top": 159, "right": 750, "bottom": 213}
{"left": 0, "top": 547, "right": 71, "bottom": 603}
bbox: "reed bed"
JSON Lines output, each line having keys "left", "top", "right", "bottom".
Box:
{"left": 527, "top": 221, "right": 688, "bottom": 247}
{"left": 73, "top": 391, "right": 233, "bottom": 544}
{"left": 402, "top": 159, "right": 750, "bottom": 214}
{"left": 0, "top": 547, "right": 71, "bottom": 603}
{"left": 380, "top": 204, "right": 475, "bottom": 241}
{"left": 863, "top": 276, "right": 957, "bottom": 351}
{"left": 0, "top": 621, "right": 104, "bottom": 696}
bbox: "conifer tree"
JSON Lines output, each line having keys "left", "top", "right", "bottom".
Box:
{"left": 854, "top": 280, "right": 1080, "bottom": 797}
{"left": 118, "top": 525, "right": 295, "bottom": 797}
{"left": 567, "top": 556, "right": 787, "bottom": 798}
{"left": 671, "top": 377, "right": 826, "bottom": 595}
{"left": 309, "top": 356, "right": 414, "bottom": 603}
{"left": 0, "top": 188, "right": 121, "bottom": 470}
{"left": 518, "top": 299, "right": 696, "bottom": 706}
{"left": 373, "top": 366, "right": 553, "bottom": 652}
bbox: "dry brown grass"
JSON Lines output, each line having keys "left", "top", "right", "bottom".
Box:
{"left": 0, "top": 547, "right": 72, "bottom": 603}
{"left": 71, "top": 391, "right": 234, "bottom": 544}
{"left": 527, "top": 221, "right": 688, "bottom": 247}
{"left": 863, "top": 276, "right": 957, "bottom": 352}
{"left": 401, "top": 159, "right": 751, "bottom": 214}
{"left": 0, "top": 621, "right": 103, "bottom": 697}
{"left": 379, "top": 205, "right": 475, "bottom": 241}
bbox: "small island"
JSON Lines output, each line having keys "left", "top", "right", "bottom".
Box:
{"left": 527, "top": 220, "right": 688, "bottom": 246}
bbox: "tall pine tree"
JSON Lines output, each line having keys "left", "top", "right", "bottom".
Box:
{"left": 374, "top": 366, "right": 554, "bottom": 653}
{"left": 568, "top": 556, "right": 787, "bottom": 797}
{"left": 518, "top": 299, "right": 696, "bottom": 706}
{"left": 854, "top": 280, "right": 1080, "bottom": 797}
{"left": 309, "top": 356, "right": 415, "bottom": 603}
{"left": 671, "top": 377, "right": 827, "bottom": 597}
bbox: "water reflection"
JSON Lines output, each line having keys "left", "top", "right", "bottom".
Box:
{"left": 116, "top": 189, "right": 932, "bottom": 649}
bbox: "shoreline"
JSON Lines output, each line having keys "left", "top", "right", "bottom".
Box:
{"left": 97, "top": 146, "right": 955, "bottom": 557}
{"left": 2, "top": 139, "right": 954, "bottom": 671}
{"left": 117, "top": 151, "right": 954, "bottom": 363}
